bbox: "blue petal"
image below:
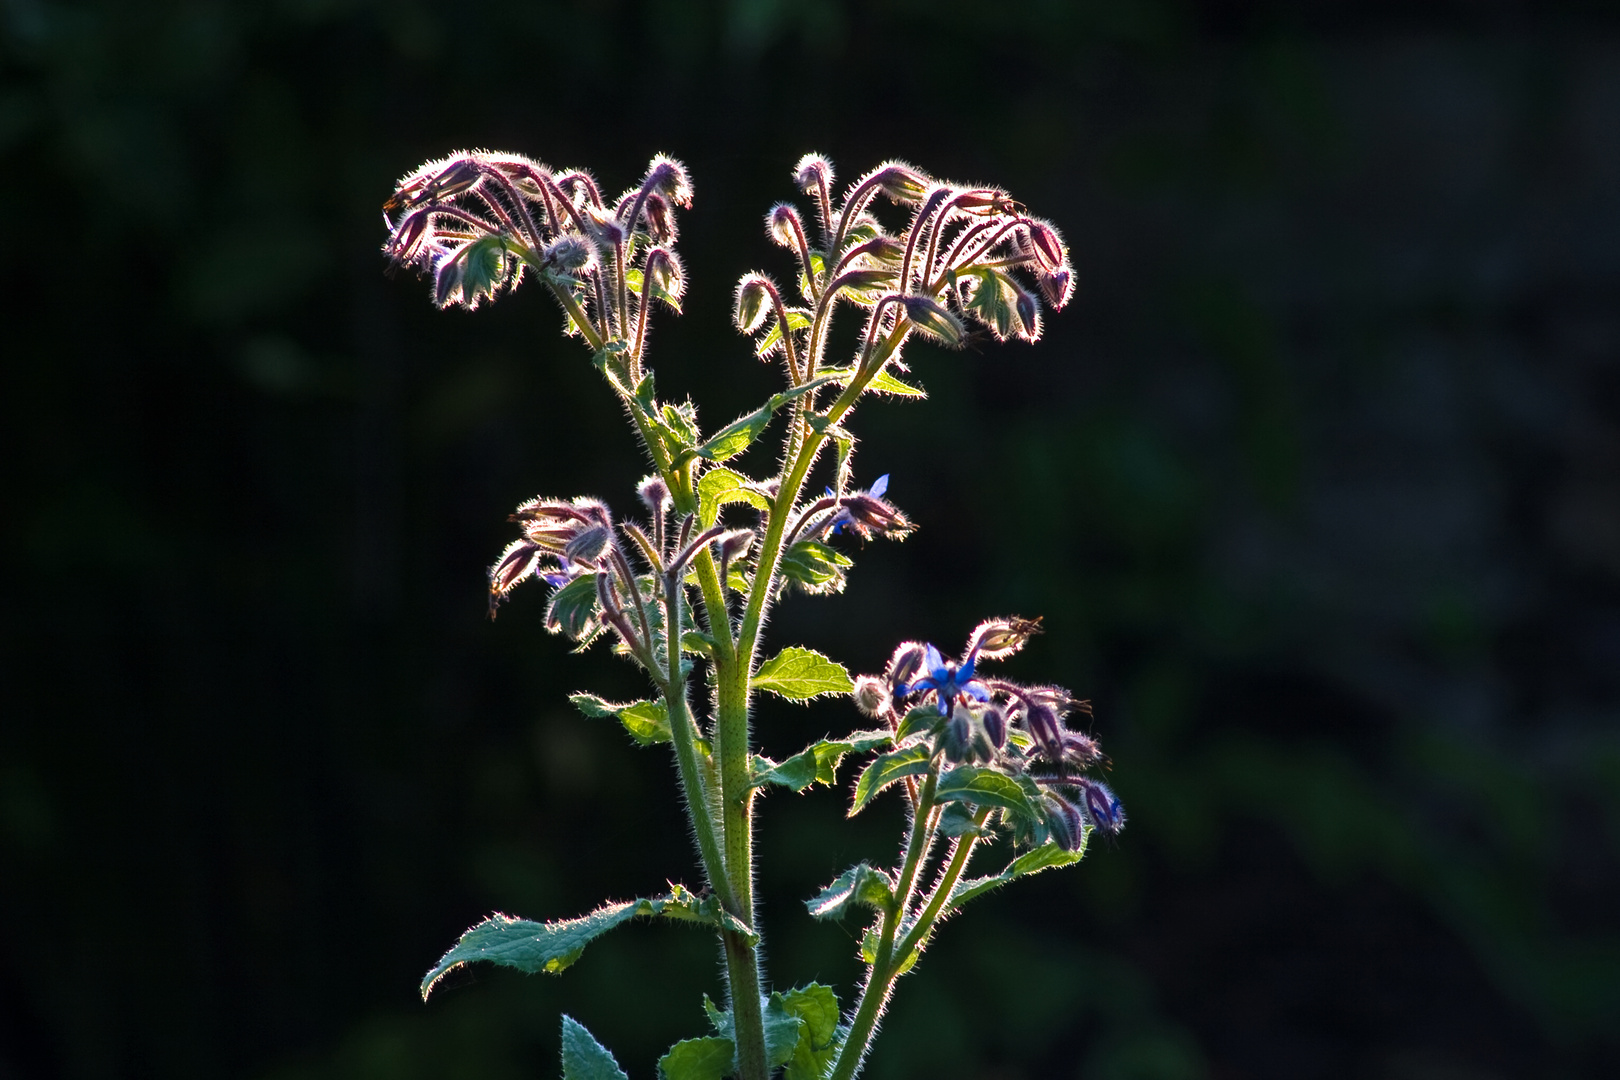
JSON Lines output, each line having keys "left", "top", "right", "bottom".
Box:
{"left": 870, "top": 474, "right": 889, "bottom": 498}
{"left": 964, "top": 681, "right": 991, "bottom": 702}
{"left": 935, "top": 694, "right": 951, "bottom": 716}
{"left": 922, "top": 643, "right": 947, "bottom": 681}
{"left": 958, "top": 652, "right": 976, "bottom": 682}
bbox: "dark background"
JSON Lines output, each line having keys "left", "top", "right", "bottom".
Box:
{"left": 3, "top": 1, "right": 1618, "bottom": 1077}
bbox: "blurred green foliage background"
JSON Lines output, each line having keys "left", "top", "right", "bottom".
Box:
{"left": 3, "top": 1, "right": 1618, "bottom": 1077}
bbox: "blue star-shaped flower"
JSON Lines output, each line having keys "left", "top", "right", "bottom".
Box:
{"left": 898, "top": 642, "right": 992, "bottom": 715}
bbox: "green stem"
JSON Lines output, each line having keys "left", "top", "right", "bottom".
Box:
{"left": 895, "top": 805, "right": 993, "bottom": 960}
{"left": 827, "top": 771, "right": 940, "bottom": 1080}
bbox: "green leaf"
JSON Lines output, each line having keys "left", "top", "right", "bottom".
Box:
{"left": 806, "top": 862, "right": 896, "bottom": 920}
{"left": 934, "top": 765, "right": 1040, "bottom": 822}
{"left": 943, "top": 840, "right": 1088, "bottom": 914}
{"left": 421, "top": 886, "right": 754, "bottom": 999}
{"left": 936, "top": 802, "right": 991, "bottom": 838}
{"left": 694, "top": 993, "right": 804, "bottom": 1074}
{"left": 662, "top": 401, "right": 700, "bottom": 445}
{"left": 568, "top": 693, "right": 673, "bottom": 747}
{"left": 849, "top": 744, "right": 933, "bottom": 816}
{"left": 545, "top": 573, "right": 601, "bottom": 640}
{"left": 692, "top": 375, "right": 835, "bottom": 463}
{"left": 751, "top": 647, "right": 854, "bottom": 701}
{"left": 780, "top": 984, "right": 842, "bottom": 1080}
{"left": 778, "top": 539, "right": 852, "bottom": 594}
{"left": 560, "top": 1015, "right": 630, "bottom": 1080}
{"left": 658, "top": 1037, "right": 734, "bottom": 1080}
{"left": 819, "top": 363, "right": 926, "bottom": 399}
{"left": 894, "top": 704, "right": 944, "bottom": 743}
{"left": 751, "top": 731, "right": 893, "bottom": 792}
{"left": 962, "top": 267, "right": 1016, "bottom": 340}
{"left": 697, "top": 466, "right": 771, "bottom": 527}
{"left": 755, "top": 307, "right": 812, "bottom": 357}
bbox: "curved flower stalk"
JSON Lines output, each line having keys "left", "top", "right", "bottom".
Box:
{"left": 385, "top": 153, "right": 1110, "bottom": 1080}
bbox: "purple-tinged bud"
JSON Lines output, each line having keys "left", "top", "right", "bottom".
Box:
{"left": 767, "top": 203, "right": 805, "bottom": 248}
{"left": 643, "top": 192, "right": 676, "bottom": 242}
{"left": 644, "top": 248, "right": 685, "bottom": 305}
{"left": 1061, "top": 731, "right": 1104, "bottom": 769}
{"left": 1038, "top": 267, "right": 1073, "bottom": 310}
{"left": 543, "top": 234, "right": 593, "bottom": 273}
{"left": 644, "top": 154, "right": 693, "bottom": 208}
{"left": 433, "top": 252, "right": 464, "bottom": 308}
{"left": 866, "top": 162, "right": 930, "bottom": 204}
{"left": 733, "top": 273, "right": 773, "bottom": 333}
{"left": 1010, "top": 279, "right": 1042, "bottom": 342}
{"left": 966, "top": 616, "right": 1043, "bottom": 661}
{"left": 982, "top": 704, "right": 1007, "bottom": 750}
{"left": 852, "top": 675, "right": 891, "bottom": 719}
{"left": 716, "top": 528, "right": 756, "bottom": 562}
{"left": 794, "top": 153, "right": 834, "bottom": 195}
{"left": 637, "top": 475, "right": 670, "bottom": 515}
{"left": 902, "top": 295, "right": 966, "bottom": 347}
{"left": 1024, "top": 701, "right": 1065, "bottom": 757}
{"left": 1023, "top": 219, "right": 1066, "bottom": 273}
{"left": 489, "top": 538, "right": 544, "bottom": 615}
{"left": 887, "top": 641, "right": 928, "bottom": 692}
{"left": 1078, "top": 779, "right": 1125, "bottom": 836}
{"left": 563, "top": 524, "right": 610, "bottom": 566}
{"left": 1043, "top": 792, "right": 1086, "bottom": 852}
{"left": 940, "top": 702, "right": 976, "bottom": 763}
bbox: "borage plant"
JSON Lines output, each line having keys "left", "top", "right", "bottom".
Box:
{"left": 383, "top": 150, "right": 1123, "bottom": 1080}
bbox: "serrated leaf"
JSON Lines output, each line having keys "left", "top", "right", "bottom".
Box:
{"left": 546, "top": 573, "right": 601, "bottom": 640}
{"left": 819, "top": 363, "right": 926, "bottom": 399}
{"left": 751, "top": 647, "right": 854, "bottom": 701}
{"left": 943, "top": 840, "right": 1088, "bottom": 914}
{"left": 659, "top": 1036, "right": 734, "bottom": 1080}
{"left": 807, "top": 862, "right": 896, "bottom": 920}
{"left": 934, "top": 765, "right": 1039, "bottom": 821}
{"left": 780, "top": 984, "right": 842, "bottom": 1080}
{"left": 751, "top": 731, "right": 893, "bottom": 792}
{"left": 568, "top": 693, "right": 673, "bottom": 747}
{"left": 697, "top": 466, "right": 771, "bottom": 527}
{"left": 849, "top": 744, "right": 933, "bottom": 816}
{"left": 560, "top": 1015, "right": 630, "bottom": 1080}
{"left": 779, "top": 539, "right": 852, "bottom": 593}
{"left": 693, "top": 375, "right": 835, "bottom": 463}
{"left": 421, "top": 886, "right": 754, "bottom": 998}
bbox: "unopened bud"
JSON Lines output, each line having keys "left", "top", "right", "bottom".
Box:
{"left": 1011, "top": 280, "right": 1042, "bottom": 342}
{"left": 589, "top": 209, "right": 627, "bottom": 248}
{"left": 1043, "top": 792, "right": 1086, "bottom": 852}
{"left": 1024, "top": 219, "right": 1066, "bottom": 273}
{"left": 966, "top": 616, "right": 1043, "bottom": 661}
{"left": 637, "top": 475, "right": 670, "bottom": 515}
{"left": 902, "top": 295, "right": 965, "bottom": 347}
{"left": 940, "top": 702, "right": 975, "bottom": 763}
{"left": 543, "top": 234, "right": 593, "bottom": 273}
{"left": 982, "top": 704, "right": 1007, "bottom": 750}
{"left": 1023, "top": 701, "right": 1065, "bottom": 756}
{"left": 433, "top": 252, "right": 464, "bottom": 308}
{"left": 1038, "top": 267, "right": 1073, "bottom": 310}
{"left": 644, "top": 155, "right": 693, "bottom": 209}
{"left": 852, "top": 675, "right": 891, "bottom": 719}
{"left": 794, "top": 153, "right": 833, "bottom": 195}
{"left": 868, "top": 162, "right": 930, "bottom": 203}
{"left": 717, "top": 529, "right": 756, "bottom": 562}
{"left": 887, "top": 641, "right": 928, "bottom": 691}
{"left": 645, "top": 247, "right": 685, "bottom": 303}
{"left": 734, "top": 274, "right": 773, "bottom": 333}
{"left": 1078, "top": 779, "right": 1125, "bottom": 836}
{"left": 643, "top": 192, "right": 676, "bottom": 242}
{"left": 563, "top": 524, "right": 610, "bottom": 566}
{"left": 766, "top": 203, "right": 805, "bottom": 249}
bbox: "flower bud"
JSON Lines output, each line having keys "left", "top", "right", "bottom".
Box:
{"left": 1010, "top": 279, "right": 1042, "bottom": 342}
{"left": 1061, "top": 731, "right": 1103, "bottom": 769}
{"left": 543, "top": 234, "right": 593, "bottom": 273}
{"left": 767, "top": 202, "right": 805, "bottom": 249}
{"left": 794, "top": 153, "right": 833, "bottom": 195}
{"left": 982, "top": 703, "right": 1007, "bottom": 750}
{"left": 868, "top": 162, "right": 930, "bottom": 203}
{"left": 588, "top": 208, "right": 627, "bottom": 248}
{"left": 717, "top": 528, "right": 756, "bottom": 562}
{"left": 489, "top": 538, "right": 542, "bottom": 601}
{"left": 1078, "top": 779, "right": 1125, "bottom": 836}
{"left": 940, "top": 702, "right": 976, "bottom": 763}
{"left": 637, "top": 475, "right": 671, "bottom": 515}
{"left": 1038, "top": 267, "right": 1073, "bottom": 310}
{"left": 852, "top": 675, "right": 891, "bottom": 719}
{"left": 644, "top": 154, "right": 693, "bottom": 208}
{"left": 432, "top": 252, "right": 464, "bottom": 308}
{"left": 902, "top": 295, "right": 966, "bottom": 347}
{"left": 645, "top": 247, "right": 685, "bottom": 305}
{"left": 1043, "top": 792, "right": 1086, "bottom": 852}
{"left": 966, "top": 616, "right": 1043, "bottom": 661}
{"left": 1024, "top": 219, "right": 1066, "bottom": 273}
{"left": 733, "top": 274, "right": 773, "bottom": 333}
{"left": 886, "top": 641, "right": 928, "bottom": 692}
{"left": 563, "top": 524, "right": 610, "bottom": 566}
{"left": 1023, "top": 701, "right": 1065, "bottom": 756}
{"left": 643, "top": 192, "right": 676, "bottom": 242}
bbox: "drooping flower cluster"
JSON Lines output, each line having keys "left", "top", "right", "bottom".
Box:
{"left": 852, "top": 617, "right": 1124, "bottom": 851}
{"left": 383, "top": 150, "right": 692, "bottom": 355}
{"left": 732, "top": 154, "right": 1075, "bottom": 387}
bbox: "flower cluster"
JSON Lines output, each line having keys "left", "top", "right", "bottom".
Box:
{"left": 733, "top": 155, "right": 1075, "bottom": 389}
{"left": 383, "top": 150, "right": 691, "bottom": 359}
{"left": 853, "top": 617, "right": 1124, "bottom": 850}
